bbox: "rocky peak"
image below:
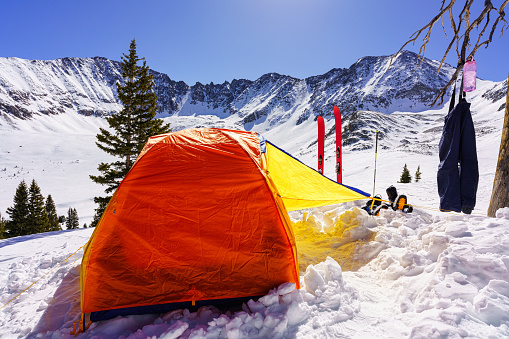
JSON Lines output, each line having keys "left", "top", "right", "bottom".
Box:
{"left": 0, "top": 51, "right": 456, "bottom": 130}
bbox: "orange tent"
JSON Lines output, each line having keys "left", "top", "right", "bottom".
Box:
{"left": 81, "top": 128, "right": 368, "bottom": 321}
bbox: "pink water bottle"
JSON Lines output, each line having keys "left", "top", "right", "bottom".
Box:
{"left": 463, "top": 59, "right": 477, "bottom": 92}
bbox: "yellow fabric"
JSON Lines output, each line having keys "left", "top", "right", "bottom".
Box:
{"left": 266, "top": 142, "right": 369, "bottom": 211}
{"left": 291, "top": 209, "right": 376, "bottom": 273}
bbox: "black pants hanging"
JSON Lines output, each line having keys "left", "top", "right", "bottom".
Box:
{"left": 437, "top": 100, "right": 479, "bottom": 213}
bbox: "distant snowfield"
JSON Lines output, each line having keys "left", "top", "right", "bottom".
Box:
{"left": 0, "top": 112, "right": 114, "bottom": 224}
{"left": 0, "top": 78, "right": 508, "bottom": 338}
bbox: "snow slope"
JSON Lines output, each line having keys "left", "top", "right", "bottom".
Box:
{"left": 0, "top": 112, "right": 114, "bottom": 225}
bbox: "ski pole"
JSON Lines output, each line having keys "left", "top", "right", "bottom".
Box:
{"left": 370, "top": 130, "right": 379, "bottom": 211}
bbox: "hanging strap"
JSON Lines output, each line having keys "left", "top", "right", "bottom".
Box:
{"left": 449, "top": 60, "right": 468, "bottom": 113}
{"left": 459, "top": 57, "right": 468, "bottom": 102}
{"left": 460, "top": 77, "right": 463, "bottom": 98}
{"left": 459, "top": 69, "right": 466, "bottom": 102}
{"left": 448, "top": 82, "right": 457, "bottom": 113}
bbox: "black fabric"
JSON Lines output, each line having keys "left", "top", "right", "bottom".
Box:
{"left": 437, "top": 100, "right": 479, "bottom": 212}
{"left": 90, "top": 295, "right": 259, "bottom": 322}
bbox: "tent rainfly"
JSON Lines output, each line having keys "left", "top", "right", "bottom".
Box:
{"left": 81, "top": 128, "right": 369, "bottom": 321}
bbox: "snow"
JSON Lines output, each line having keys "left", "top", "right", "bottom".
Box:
{"left": 1, "top": 78, "right": 508, "bottom": 337}
{"left": 2, "top": 206, "right": 509, "bottom": 338}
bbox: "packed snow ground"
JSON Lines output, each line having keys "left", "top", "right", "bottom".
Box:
{"left": 2, "top": 204, "right": 509, "bottom": 338}
{"left": 0, "top": 79, "right": 508, "bottom": 338}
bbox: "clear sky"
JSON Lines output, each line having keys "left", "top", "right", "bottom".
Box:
{"left": 1, "top": 0, "right": 508, "bottom": 85}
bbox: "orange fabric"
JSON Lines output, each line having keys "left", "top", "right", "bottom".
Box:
{"left": 81, "top": 129, "right": 299, "bottom": 313}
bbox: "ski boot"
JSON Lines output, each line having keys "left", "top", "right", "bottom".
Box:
{"left": 362, "top": 195, "right": 380, "bottom": 215}
{"left": 363, "top": 194, "right": 389, "bottom": 216}
{"left": 386, "top": 185, "right": 413, "bottom": 213}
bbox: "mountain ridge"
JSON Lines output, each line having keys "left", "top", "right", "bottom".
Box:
{"left": 0, "top": 51, "right": 458, "bottom": 128}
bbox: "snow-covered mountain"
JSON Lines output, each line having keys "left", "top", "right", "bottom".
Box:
{"left": 0, "top": 51, "right": 455, "bottom": 127}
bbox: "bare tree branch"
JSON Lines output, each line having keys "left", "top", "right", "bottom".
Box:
{"left": 389, "top": 0, "right": 509, "bottom": 107}
{"left": 389, "top": 1, "right": 456, "bottom": 71}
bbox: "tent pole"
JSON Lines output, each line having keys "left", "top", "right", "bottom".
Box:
{"left": 370, "top": 130, "right": 379, "bottom": 209}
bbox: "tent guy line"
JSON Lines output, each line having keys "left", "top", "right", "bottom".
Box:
{"left": 0, "top": 245, "right": 84, "bottom": 311}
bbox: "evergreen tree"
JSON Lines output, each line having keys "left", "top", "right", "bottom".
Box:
{"left": 45, "top": 195, "right": 61, "bottom": 232}
{"left": 90, "top": 38, "right": 171, "bottom": 227}
{"left": 66, "top": 208, "right": 79, "bottom": 230}
{"left": 6, "top": 180, "right": 30, "bottom": 237}
{"left": 0, "top": 212, "right": 6, "bottom": 239}
{"left": 27, "top": 179, "right": 49, "bottom": 234}
{"left": 399, "top": 164, "right": 412, "bottom": 183}
{"left": 415, "top": 165, "right": 422, "bottom": 183}
{"left": 89, "top": 198, "right": 108, "bottom": 228}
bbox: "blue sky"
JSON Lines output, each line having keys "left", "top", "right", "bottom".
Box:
{"left": 2, "top": 0, "right": 508, "bottom": 84}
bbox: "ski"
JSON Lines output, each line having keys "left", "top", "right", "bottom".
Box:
{"left": 317, "top": 115, "right": 324, "bottom": 175}
{"left": 334, "top": 106, "right": 342, "bottom": 183}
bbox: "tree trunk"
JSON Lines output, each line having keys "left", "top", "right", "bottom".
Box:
{"left": 488, "top": 75, "right": 509, "bottom": 217}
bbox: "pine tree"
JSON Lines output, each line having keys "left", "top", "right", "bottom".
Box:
{"left": 0, "top": 212, "right": 6, "bottom": 239}
{"left": 66, "top": 208, "right": 79, "bottom": 230}
{"left": 6, "top": 180, "right": 30, "bottom": 237}
{"left": 89, "top": 198, "right": 108, "bottom": 228}
{"left": 90, "top": 38, "right": 171, "bottom": 227}
{"left": 27, "top": 179, "right": 49, "bottom": 234}
{"left": 45, "top": 195, "right": 61, "bottom": 232}
{"left": 399, "top": 164, "right": 412, "bottom": 183}
{"left": 415, "top": 165, "right": 422, "bottom": 183}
